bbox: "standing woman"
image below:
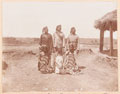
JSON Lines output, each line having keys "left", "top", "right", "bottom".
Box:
{"left": 66, "top": 27, "right": 80, "bottom": 54}
{"left": 39, "top": 26, "right": 53, "bottom": 59}
{"left": 51, "top": 25, "right": 65, "bottom": 71}
{"left": 53, "top": 25, "right": 65, "bottom": 54}
{"left": 38, "top": 26, "right": 53, "bottom": 73}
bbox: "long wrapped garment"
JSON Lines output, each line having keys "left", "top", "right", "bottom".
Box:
{"left": 38, "top": 54, "right": 49, "bottom": 73}
{"left": 39, "top": 33, "right": 53, "bottom": 57}
{"left": 38, "top": 46, "right": 53, "bottom": 73}
{"left": 38, "top": 32, "right": 53, "bottom": 73}
{"left": 63, "top": 53, "right": 77, "bottom": 74}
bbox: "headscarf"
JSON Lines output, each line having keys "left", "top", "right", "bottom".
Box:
{"left": 70, "top": 27, "right": 76, "bottom": 34}
{"left": 56, "top": 25, "right": 61, "bottom": 31}
{"left": 42, "top": 26, "right": 48, "bottom": 33}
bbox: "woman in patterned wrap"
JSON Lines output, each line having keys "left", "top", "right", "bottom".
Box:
{"left": 38, "top": 26, "right": 53, "bottom": 73}
{"left": 63, "top": 44, "right": 81, "bottom": 75}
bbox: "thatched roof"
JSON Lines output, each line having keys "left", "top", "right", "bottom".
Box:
{"left": 94, "top": 10, "right": 117, "bottom": 31}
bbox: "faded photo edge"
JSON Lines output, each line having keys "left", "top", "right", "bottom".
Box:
{"left": 0, "top": 0, "right": 120, "bottom": 94}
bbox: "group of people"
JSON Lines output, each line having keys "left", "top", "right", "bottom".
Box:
{"left": 38, "top": 25, "right": 81, "bottom": 74}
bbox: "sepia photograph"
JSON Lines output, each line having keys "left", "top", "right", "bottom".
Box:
{"left": 1, "top": 1, "right": 118, "bottom": 93}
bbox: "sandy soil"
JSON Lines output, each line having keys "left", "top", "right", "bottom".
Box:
{"left": 2, "top": 38, "right": 118, "bottom": 92}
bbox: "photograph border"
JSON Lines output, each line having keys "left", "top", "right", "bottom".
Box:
{"left": 0, "top": 0, "right": 119, "bottom": 94}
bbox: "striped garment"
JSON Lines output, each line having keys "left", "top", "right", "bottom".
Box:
{"left": 38, "top": 54, "right": 49, "bottom": 73}
{"left": 63, "top": 52, "right": 77, "bottom": 74}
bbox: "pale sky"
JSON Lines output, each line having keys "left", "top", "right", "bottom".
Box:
{"left": 2, "top": 2, "right": 117, "bottom": 39}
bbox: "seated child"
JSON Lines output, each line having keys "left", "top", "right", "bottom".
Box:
{"left": 55, "top": 48, "right": 63, "bottom": 74}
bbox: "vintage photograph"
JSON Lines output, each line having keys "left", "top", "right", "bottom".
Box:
{"left": 2, "top": 1, "right": 118, "bottom": 93}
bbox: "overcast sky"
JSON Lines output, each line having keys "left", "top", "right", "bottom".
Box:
{"left": 2, "top": 2, "right": 117, "bottom": 39}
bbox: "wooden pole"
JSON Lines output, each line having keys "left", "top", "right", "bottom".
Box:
{"left": 99, "top": 30, "right": 104, "bottom": 52}
{"left": 110, "top": 29, "right": 113, "bottom": 56}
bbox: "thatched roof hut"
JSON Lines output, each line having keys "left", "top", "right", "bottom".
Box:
{"left": 94, "top": 10, "right": 117, "bottom": 56}
{"left": 94, "top": 10, "right": 117, "bottom": 31}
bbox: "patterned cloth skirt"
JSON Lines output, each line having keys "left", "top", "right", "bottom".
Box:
{"left": 38, "top": 55, "right": 53, "bottom": 73}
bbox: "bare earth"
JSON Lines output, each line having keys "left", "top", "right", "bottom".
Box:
{"left": 2, "top": 38, "right": 118, "bottom": 92}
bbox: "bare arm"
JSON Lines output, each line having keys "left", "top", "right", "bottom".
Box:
{"left": 77, "top": 36, "right": 80, "bottom": 50}
{"left": 39, "top": 35, "right": 42, "bottom": 46}
{"left": 49, "top": 34, "right": 53, "bottom": 52}
{"left": 53, "top": 33, "right": 56, "bottom": 48}
{"left": 63, "top": 34, "right": 65, "bottom": 48}
{"left": 66, "top": 36, "right": 70, "bottom": 50}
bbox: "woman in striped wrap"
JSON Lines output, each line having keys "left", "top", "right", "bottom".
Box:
{"left": 63, "top": 44, "right": 81, "bottom": 74}
{"left": 38, "top": 45, "right": 53, "bottom": 73}
{"left": 38, "top": 26, "right": 53, "bottom": 73}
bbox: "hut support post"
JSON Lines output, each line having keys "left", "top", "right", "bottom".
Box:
{"left": 110, "top": 30, "right": 113, "bottom": 56}
{"left": 99, "top": 30, "right": 104, "bottom": 52}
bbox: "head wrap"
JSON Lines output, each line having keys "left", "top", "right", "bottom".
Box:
{"left": 42, "top": 26, "right": 48, "bottom": 33}
{"left": 56, "top": 25, "right": 61, "bottom": 31}
{"left": 70, "top": 27, "right": 76, "bottom": 34}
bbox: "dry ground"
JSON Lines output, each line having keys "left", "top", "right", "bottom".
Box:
{"left": 2, "top": 38, "right": 118, "bottom": 92}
